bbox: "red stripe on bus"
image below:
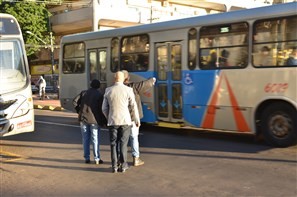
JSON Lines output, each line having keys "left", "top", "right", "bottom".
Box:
{"left": 224, "top": 76, "right": 250, "bottom": 132}
{"left": 202, "top": 74, "right": 224, "bottom": 128}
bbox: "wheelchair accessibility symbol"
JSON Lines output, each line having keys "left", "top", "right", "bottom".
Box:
{"left": 184, "top": 73, "right": 193, "bottom": 85}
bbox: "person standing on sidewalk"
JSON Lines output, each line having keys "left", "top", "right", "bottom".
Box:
{"left": 102, "top": 71, "right": 140, "bottom": 173}
{"left": 37, "top": 75, "right": 46, "bottom": 100}
{"left": 75, "top": 79, "right": 107, "bottom": 165}
{"left": 121, "top": 70, "right": 156, "bottom": 167}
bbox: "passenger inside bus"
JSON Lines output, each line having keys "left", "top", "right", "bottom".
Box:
{"left": 136, "top": 54, "right": 148, "bottom": 70}
{"left": 63, "top": 61, "right": 74, "bottom": 73}
{"left": 207, "top": 50, "right": 218, "bottom": 68}
{"left": 122, "top": 55, "right": 136, "bottom": 71}
{"left": 259, "top": 46, "right": 273, "bottom": 66}
{"left": 286, "top": 47, "right": 297, "bottom": 66}
{"left": 74, "top": 62, "right": 84, "bottom": 73}
{"left": 219, "top": 49, "right": 230, "bottom": 67}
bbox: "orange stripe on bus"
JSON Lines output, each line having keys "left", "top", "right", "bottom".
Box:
{"left": 224, "top": 76, "right": 250, "bottom": 132}
{"left": 202, "top": 74, "right": 223, "bottom": 128}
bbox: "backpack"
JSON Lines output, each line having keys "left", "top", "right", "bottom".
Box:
{"left": 72, "top": 91, "right": 86, "bottom": 113}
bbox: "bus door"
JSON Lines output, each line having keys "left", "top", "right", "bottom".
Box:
{"left": 155, "top": 42, "right": 183, "bottom": 122}
{"left": 88, "top": 48, "right": 107, "bottom": 91}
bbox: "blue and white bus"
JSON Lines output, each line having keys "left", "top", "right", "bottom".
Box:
{"left": 0, "top": 13, "right": 34, "bottom": 136}
{"left": 59, "top": 2, "right": 297, "bottom": 147}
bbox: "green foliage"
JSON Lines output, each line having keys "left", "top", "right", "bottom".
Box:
{"left": 0, "top": 1, "right": 52, "bottom": 59}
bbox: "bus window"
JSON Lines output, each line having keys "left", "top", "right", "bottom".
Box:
{"left": 253, "top": 16, "right": 297, "bottom": 67}
{"left": 62, "top": 43, "right": 85, "bottom": 73}
{"left": 120, "top": 34, "right": 149, "bottom": 72}
{"left": 199, "top": 22, "right": 249, "bottom": 69}
{"left": 0, "top": 17, "right": 20, "bottom": 35}
{"left": 99, "top": 50, "right": 107, "bottom": 81}
{"left": 188, "top": 28, "right": 197, "bottom": 70}
{"left": 158, "top": 84, "right": 168, "bottom": 118}
{"left": 111, "top": 38, "right": 119, "bottom": 72}
{"left": 172, "top": 83, "right": 182, "bottom": 119}
{"left": 0, "top": 41, "right": 26, "bottom": 93}
{"left": 89, "top": 50, "right": 97, "bottom": 81}
{"left": 157, "top": 45, "right": 168, "bottom": 80}
{"left": 171, "top": 44, "right": 182, "bottom": 81}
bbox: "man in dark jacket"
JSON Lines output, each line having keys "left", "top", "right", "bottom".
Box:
{"left": 122, "top": 70, "right": 155, "bottom": 167}
{"left": 77, "top": 79, "right": 107, "bottom": 164}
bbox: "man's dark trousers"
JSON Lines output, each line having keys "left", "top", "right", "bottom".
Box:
{"left": 109, "top": 125, "right": 131, "bottom": 169}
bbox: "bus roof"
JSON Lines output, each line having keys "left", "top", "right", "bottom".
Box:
{"left": 61, "top": 2, "right": 296, "bottom": 44}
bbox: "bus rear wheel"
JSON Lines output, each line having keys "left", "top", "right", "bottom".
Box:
{"left": 261, "top": 103, "right": 297, "bottom": 147}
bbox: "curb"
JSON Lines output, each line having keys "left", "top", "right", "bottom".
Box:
{"left": 34, "top": 105, "right": 64, "bottom": 111}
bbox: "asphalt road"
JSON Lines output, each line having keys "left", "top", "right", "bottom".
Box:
{"left": 1, "top": 109, "right": 296, "bottom": 197}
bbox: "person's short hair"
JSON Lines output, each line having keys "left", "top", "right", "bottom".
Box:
{"left": 221, "top": 49, "right": 229, "bottom": 58}
{"left": 121, "top": 70, "right": 129, "bottom": 80}
{"left": 90, "top": 79, "right": 100, "bottom": 89}
{"left": 114, "top": 71, "right": 125, "bottom": 82}
{"left": 261, "top": 46, "right": 270, "bottom": 52}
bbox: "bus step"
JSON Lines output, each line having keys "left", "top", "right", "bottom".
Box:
{"left": 157, "top": 122, "right": 183, "bottom": 129}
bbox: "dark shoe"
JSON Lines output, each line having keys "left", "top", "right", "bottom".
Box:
{"left": 85, "top": 159, "right": 91, "bottom": 164}
{"left": 133, "top": 157, "right": 144, "bottom": 166}
{"left": 112, "top": 168, "right": 118, "bottom": 173}
{"left": 95, "top": 159, "right": 104, "bottom": 165}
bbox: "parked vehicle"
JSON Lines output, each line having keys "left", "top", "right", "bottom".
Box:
{"left": 0, "top": 13, "right": 35, "bottom": 136}
{"left": 31, "top": 82, "right": 38, "bottom": 94}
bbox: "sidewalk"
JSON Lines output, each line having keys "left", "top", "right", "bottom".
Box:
{"left": 33, "top": 93, "right": 64, "bottom": 111}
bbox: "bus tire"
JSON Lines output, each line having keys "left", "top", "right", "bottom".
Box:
{"left": 261, "top": 103, "right": 297, "bottom": 147}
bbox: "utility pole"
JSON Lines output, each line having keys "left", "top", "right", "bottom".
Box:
{"left": 26, "top": 31, "right": 56, "bottom": 93}
{"left": 50, "top": 32, "right": 55, "bottom": 76}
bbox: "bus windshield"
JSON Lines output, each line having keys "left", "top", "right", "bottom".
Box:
{"left": 0, "top": 39, "right": 27, "bottom": 94}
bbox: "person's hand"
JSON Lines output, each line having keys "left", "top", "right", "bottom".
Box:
{"left": 135, "top": 122, "right": 141, "bottom": 127}
{"left": 152, "top": 77, "right": 156, "bottom": 85}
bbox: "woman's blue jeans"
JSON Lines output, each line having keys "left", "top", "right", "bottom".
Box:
{"left": 80, "top": 122, "right": 101, "bottom": 162}
{"left": 130, "top": 122, "right": 140, "bottom": 157}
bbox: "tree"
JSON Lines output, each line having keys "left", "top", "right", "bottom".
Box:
{"left": 0, "top": 1, "right": 52, "bottom": 59}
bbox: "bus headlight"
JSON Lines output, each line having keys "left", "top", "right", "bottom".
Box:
{"left": 12, "top": 101, "right": 30, "bottom": 118}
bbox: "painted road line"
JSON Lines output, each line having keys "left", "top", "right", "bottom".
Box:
{"left": 35, "top": 120, "right": 109, "bottom": 131}
{"left": 0, "top": 150, "right": 28, "bottom": 163}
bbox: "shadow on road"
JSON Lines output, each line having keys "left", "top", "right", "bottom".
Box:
{"left": 1, "top": 114, "right": 277, "bottom": 155}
